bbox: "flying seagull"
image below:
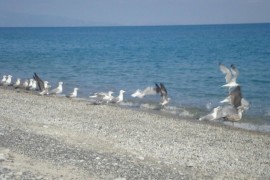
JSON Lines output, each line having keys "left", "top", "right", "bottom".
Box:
{"left": 219, "top": 63, "right": 239, "bottom": 88}
{"left": 131, "top": 83, "right": 170, "bottom": 106}
{"left": 131, "top": 84, "right": 160, "bottom": 98}
{"left": 157, "top": 83, "right": 170, "bottom": 106}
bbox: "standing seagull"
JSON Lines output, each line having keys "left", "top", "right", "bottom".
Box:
{"left": 66, "top": 88, "right": 79, "bottom": 98}
{"left": 0, "top": 75, "right": 7, "bottom": 85}
{"left": 13, "top": 78, "right": 21, "bottom": 88}
{"left": 50, "top": 82, "right": 63, "bottom": 95}
{"left": 110, "top": 90, "right": 125, "bottom": 103}
{"left": 219, "top": 63, "right": 239, "bottom": 88}
{"left": 30, "top": 80, "right": 37, "bottom": 90}
{"left": 199, "top": 106, "right": 222, "bottom": 121}
{"left": 3, "top": 75, "right": 12, "bottom": 86}
{"left": 89, "top": 91, "right": 114, "bottom": 102}
{"left": 22, "top": 80, "right": 29, "bottom": 89}
{"left": 199, "top": 104, "right": 245, "bottom": 123}
{"left": 27, "top": 79, "right": 34, "bottom": 90}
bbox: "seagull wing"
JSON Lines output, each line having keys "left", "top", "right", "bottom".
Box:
{"left": 159, "top": 83, "right": 168, "bottom": 97}
{"left": 229, "top": 86, "right": 242, "bottom": 108}
{"left": 219, "top": 63, "right": 232, "bottom": 83}
{"left": 142, "top": 86, "right": 157, "bottom": 96}
{"left": 33, "top": 72, "right": 44, "bottom": 92}
{"left": 155, "top": 83, "right": 161, "bottom": 93}
{"left": 131, "top": 89, "right": 143, "bottom": 98}
{"left": 230, "top": 64, "right": 239, "bottom": 80}
{"left": 240, "top": 98, "right": 250, "bottom": 110}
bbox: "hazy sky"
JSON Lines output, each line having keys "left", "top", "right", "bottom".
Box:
{"left": 0, "top": 0, "right": 270, "bottom": 26}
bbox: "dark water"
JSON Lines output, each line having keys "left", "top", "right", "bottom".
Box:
{"left": 0, "top": 24, "right": 270, "bottom": 132}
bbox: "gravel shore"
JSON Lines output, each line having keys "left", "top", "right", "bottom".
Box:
{"left": 0, "top": 88, "right": 270, "bottom": 179}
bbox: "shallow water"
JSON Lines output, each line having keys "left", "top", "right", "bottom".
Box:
{"left": 0, "top": 24, "right": 270, "bottom": 132}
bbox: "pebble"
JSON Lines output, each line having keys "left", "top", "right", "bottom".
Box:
{"left": 0, "top": 153, "right": 6, "bottom": 161}
{"left": 0, "top": 88, "right": 269, "bottom": 179}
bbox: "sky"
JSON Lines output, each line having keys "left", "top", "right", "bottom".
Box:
{"left": 0, "top": 0, "right": 270, "bottom": 27}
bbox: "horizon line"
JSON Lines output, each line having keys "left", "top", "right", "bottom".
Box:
{"left": 0, "top": 22, "right": 269, "bottom": 28}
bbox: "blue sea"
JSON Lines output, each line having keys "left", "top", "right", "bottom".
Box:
{"left": 0, "top": 24, "right": 270, "bottom": 132}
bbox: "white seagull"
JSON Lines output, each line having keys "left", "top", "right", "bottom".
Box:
{"left": 3, "top": 75, "right": 12, "bottom": 86}
{"left": 199, "top": 106, "right": 222, "bottom": 121}
{"left": 199, "top": 98, "right": 248, "bottom": 123}
{"left": 39, "top": 82, "right": 51, "bottom": 96}
{"left": 22, "top": 80, "right": 29, "bottom": 89}
{"left": 13, "top": 78, "right": 21, "bottom": 88}
{"left": 131, "top": 86, "right": 157, "bottom": 98}
{"left": 49, "top": 82, "right": 63, "bottom": 95}
{"left": 27, "top": 79, "right": 34, "bottom": 90}
{"left": 0, "top": 75, "right": 7, "bottom": 85}
{"left": 110, "top": 90, "right": 125, "bottom": 103}
{"left": 132, "top": 83, "right": 170, "bottom": 106}
{"left": 219, "top": 63, "right": 239, "bottom": 88}
{"left": 66, "top": 88, "right": 79, "bottom": 98}
{"left": 89, "top": 91, "right": 114, "bottom": 102}
{"left": 30, "top": 80, "right": 37, "bottom": 90}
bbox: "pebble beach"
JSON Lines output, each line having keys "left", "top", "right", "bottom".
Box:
{"left": 0, "top": 87, "right": 270, "bottom": 179}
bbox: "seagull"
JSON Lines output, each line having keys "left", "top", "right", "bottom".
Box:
{"left": 33, "top": 72, "right": 45, "bottom": 92}
{"left": 13, "top": 78, "right": 21, "bottom": 88}
{"left": 219, "top": 63, "right": 239, "bottom": 88}
{"left": 66, "top": 88, "right": 79, "bottom": 98}
{"left": 220, "top": 85, "right": 250, "bottom": 110}
{"left": 0, "top": 75, "right": 7, "bottom": 85}
{"left": 23, "top": 79, "right": 28, "bottom": 89}
{"left": 199, "top": 98, "right": 248, "bottom": 123}
{"left": 222, "top": 106, "right": 245, "bottom": 122}
{"left": 32, "top": 73, "right": 50, "bottom": 95}
{"left": 156, "top": 83, "right": 170, "bottom": 106}
{"left": 160, "top": 96, "right": 171, "bottom": 106}
{"left": 220, "top": 86, "right": 242, "bottom": 108}
{"left": 131, "top": 83, "right": 170, "bottom": 106}
{"left": 131, "top": 86, "right": 157, "bottom": 98}
{"left": 49, "top": 82, "right": 63, "bottom": 95}
{"left": 30, "top": 80, "right": 37, "bottom": 90}
{"left": 27, "top": 79, "right": 34, "bottom": 90}
{"left": 39, "top": 82, "right": 51, "bottom": 96}
{"left": 199, "top": 106, "right": 222, "bottom": 121}
{"left": 3, "top": 75, "right": 12, "bottom": 86}
{"left": 22, "top": 80, "right": 29, "bottom": 89}
{"left": 89, "top": 91, "right": 114, "bottom": 102}
{"left": 110, "top": 90, "right": 125, "bottom": 103}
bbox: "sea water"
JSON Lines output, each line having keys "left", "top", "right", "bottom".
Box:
{"left": 0, "top": 24, "right": 270, "bottom": 132}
